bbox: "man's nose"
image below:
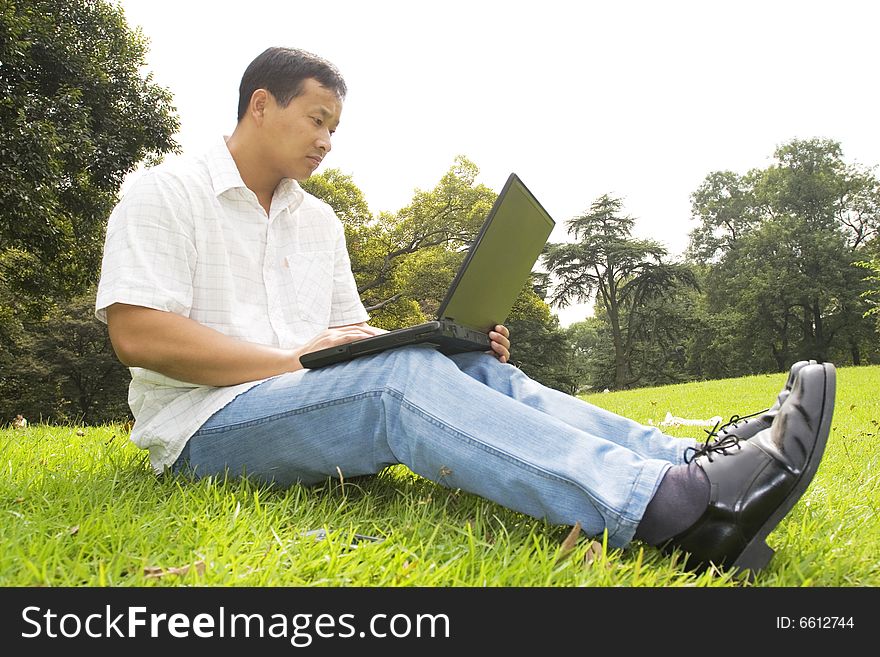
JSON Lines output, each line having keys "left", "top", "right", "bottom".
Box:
{"left": 318, "top": 130, "right": 332, "bottom": 153}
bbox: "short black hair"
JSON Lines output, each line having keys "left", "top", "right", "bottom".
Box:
{"left": 236, "top": 47, "right": 347, "bottom": 122}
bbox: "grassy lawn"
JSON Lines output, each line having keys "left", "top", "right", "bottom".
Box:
{"left": 2, "top": 364, "right": 877, "bottom": 587}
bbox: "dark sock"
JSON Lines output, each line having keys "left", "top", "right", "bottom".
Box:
{"left": 634, "top": 462, "right": 710, "bottom": 546}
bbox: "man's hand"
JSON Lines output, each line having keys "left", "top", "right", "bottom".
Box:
{"left": 488, "top": 324, "right": 511, "bottom": 363}
{"left": 297, "top": 323, "right": 387, "bottom": 365}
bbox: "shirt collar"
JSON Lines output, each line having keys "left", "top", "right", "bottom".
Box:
{"left": 272, "top": 176, "right": 305, "bottom": 213}
{"left": 207, "top": 137, "right": 305, "bottom": 213}
{"left": 207, "top": 137, "right": 246, "bottom": 196}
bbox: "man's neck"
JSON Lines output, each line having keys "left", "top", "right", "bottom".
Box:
{"left": 225, "top": 131, "right": 278, "bottom": 215}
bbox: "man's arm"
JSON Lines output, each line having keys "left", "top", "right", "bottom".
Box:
{"left": 106, "top": 303, "right": 383, "bottom": 386}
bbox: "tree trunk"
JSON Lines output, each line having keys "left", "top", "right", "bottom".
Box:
{"left": 812, "top": 299, "right": 827, "bottom": 360}
{"left": 607, "top": 300, "right": 629, "bottom": 389}
{"left": 850, "top": 337, "right": 861, "bottom": 366}
{"left": 770, "top": 343, "right": 786, "bottom": 371}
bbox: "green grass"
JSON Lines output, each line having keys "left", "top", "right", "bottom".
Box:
{"left": 2, "top": 365, "right": 878, "bottom": 587}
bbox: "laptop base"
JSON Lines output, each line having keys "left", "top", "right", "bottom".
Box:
{"left": 299, "top": 320, "right": 491, "bottom": 369}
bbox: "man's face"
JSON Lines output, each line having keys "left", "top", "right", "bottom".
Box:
{"left": 260, "top": 77, "right": 342, "bottom": 182}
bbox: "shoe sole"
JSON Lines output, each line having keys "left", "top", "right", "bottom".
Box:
{"left": 731, "top": 363, "right": 836, "bottom": 577}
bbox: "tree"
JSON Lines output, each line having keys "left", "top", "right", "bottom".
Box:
{"left": 0, "top": 289, "right": 132, "bottom": 424}
{"left": 301, "top": 167, "right": 372, "bottom": 227}
{"left": 0, "top": 0, "right": 180, "bottom": 317}
{"left": 0, "top": 0, "right": 179, "bottom": 424}
{"left": 687, "top": 170, "right": 761, "bottom": 262}
{"left": 357, "top": 156, "right": 497, "bottom": 321}
{"left": 624, "top": 277, "right": 701, "bottom": 386}
{"left": 543, "top": 194, "right": 698, "bottom": 389}
{"left": 682, "top": 264, "right": 756, "bottom": 380}
{"left": 856, "top": 249, "right": 880, "bottom": 335}
{"left": 688, "top": 138, "right": 880, "bottom": 369}
{"left": 304, "top": 156, "right": 499, "bottom": 329}
{"left": 504, "top": 283, "right": 575, "bottom": 393}
{"left": 559, "top": 318, "right": 609, "bottom": 394}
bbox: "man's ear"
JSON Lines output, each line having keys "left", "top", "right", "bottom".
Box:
{"left": 249, "top": 89, "right": 269, "bottom": 124}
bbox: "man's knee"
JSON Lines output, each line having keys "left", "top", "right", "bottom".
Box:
{"left": 371, "top": 345, "right": 470, "bottom": 386}
{"left": 385, "top": 345, "right": 450, "bottom": 367}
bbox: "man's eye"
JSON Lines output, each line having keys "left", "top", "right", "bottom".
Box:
{"left": 313, "top": 117, "right": 323, "bottom": 126}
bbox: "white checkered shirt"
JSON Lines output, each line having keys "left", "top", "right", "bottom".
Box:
{"left": 95, "top": 137, "right": 369, "bottom": 472}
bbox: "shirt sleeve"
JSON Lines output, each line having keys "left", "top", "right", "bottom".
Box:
{"left": 328, "top": 223, "right": 370, "bottom": 327}
{"left": 95, "top": 169, "right": 197, "bottom": 324}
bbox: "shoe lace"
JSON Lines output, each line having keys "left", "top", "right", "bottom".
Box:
{"left": 683, "top": 407, "right": 769, "bottom": 464}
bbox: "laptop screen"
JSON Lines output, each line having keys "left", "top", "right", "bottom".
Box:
{"left": 436, "top": 174, "right": 556, "bottom": 332}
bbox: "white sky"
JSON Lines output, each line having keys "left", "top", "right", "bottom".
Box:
{"left": 115, "top": 0, "right": 880, "bottom": 326}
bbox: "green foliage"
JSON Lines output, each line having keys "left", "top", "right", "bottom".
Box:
{"left": 688, "top": 138, "right": 880, "bottom": 369}
{"left": 303, "top": 158, "right": 497, "bottom": 326}
{"left": 0, "top": 289, "right": 131, "bottom": 425}
{"left": 625, "top": 279, "right": 700, "bottom": 386}
{"left": 505, "top": 284, "right": 576, "bottom": 392}
{"left": 687, "top": 170, "right": 761, "bottom": 262}
{"left": 857, "top": 255, "right": 880, "bottom": 329}
{"left": 559, "top": 318, "right": 609, "bottom": 392}
{"left": 0, "top": 1, "right": 176, "bottom": 423}
{"left": 543, "top": 194, "right": 699, "bottom": 389}
{"left": 354, "top": 156, "right": 498, "bottom": 318}
{"left": 0, "top": 0, "right": 180, "bottom": 314}
{"left": 300, "top": 168, "right": 372, "bottom": 227}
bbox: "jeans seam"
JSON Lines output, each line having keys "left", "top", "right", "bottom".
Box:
{"left": 194, "top": 389, "right": 386, "bottom": 435}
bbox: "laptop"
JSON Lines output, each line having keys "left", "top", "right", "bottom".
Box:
{"left": 299, "top": 173, "right": 556, "bottom": 369}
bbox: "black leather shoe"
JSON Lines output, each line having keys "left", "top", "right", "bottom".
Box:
{"left": 709, "top": 359, "right": 818, "bottom": 443}
{"left": 665, "top": 362, "right": 835, "bottom": 577}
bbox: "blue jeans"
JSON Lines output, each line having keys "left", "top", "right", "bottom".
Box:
{"left": 173, "top": 345, "right": 697, "bottom": 547}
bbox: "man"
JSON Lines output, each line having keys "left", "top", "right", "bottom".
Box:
{"left": 96, "top": 47, "right": 836, "bottom": 577}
